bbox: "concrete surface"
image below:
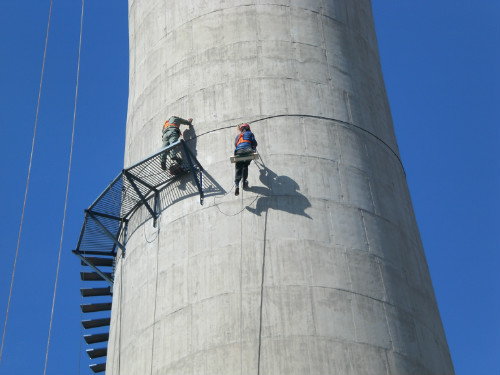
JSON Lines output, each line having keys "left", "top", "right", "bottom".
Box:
{"left": 106, "top": 1, "right": 454, "bottom": 374}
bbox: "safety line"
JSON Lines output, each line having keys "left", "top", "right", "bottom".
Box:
{"left": 253, "top": 155, "right": 269, "bottom": 375}
{"left": 256, "top": 208, "right": 269, "bottom": 375}
{"left": 0, "top": 0, "right": 54, "bottom": 366}
{"left": 211, "top": 157, "right": 265, "bottom": 217}
{"left": 239, "top": 182, "right": 244, "bottom": 375}
{"left": 44, "top": 0, "right": 85, "bottom": 373}
{"left": 186, "top": 114, "right": 405, "bottom": 174}
{"left": 212, "top": 188, "right": 260, "bottom": 217}
{"left": 149, "top": 220, "right": 161, "bottom": 375}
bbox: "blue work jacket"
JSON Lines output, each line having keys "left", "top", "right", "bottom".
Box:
{"left": 234, "top": 131, "right": 257, "bottom": 154}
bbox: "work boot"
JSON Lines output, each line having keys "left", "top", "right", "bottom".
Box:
{"left": 172, "top": 156, "right": 182, "bottom": 164}
{"left": 243, "top": 180, "right": 249, "bottom": 189}
{"left": 235, "top": 186, "right": 240, "bottom": 196}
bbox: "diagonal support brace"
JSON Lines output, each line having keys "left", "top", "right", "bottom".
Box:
{"left": 86, "top": 210, "right": 126, "bottom": 252}
{"left": 123, "top": 171, "right": 157, "bottom": 219}
{"left": 72, "top": 250, "right": 114, "bottom": 286}
{"left": 153, "top": 191, "right": 160, "bottom": 227}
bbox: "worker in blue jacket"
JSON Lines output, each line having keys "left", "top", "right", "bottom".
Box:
{"left": 234, "top": 123, "right": 257, "bottom": 196}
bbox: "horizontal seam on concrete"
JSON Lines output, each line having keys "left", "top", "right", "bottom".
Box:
{"left": 159, "top": 342, "right": 389, "bottom": 373}
{"left": 125, "top": 194, "right": 404, "bottom": 239}
{"left": 131, "top": 5, "right": 379, "bottom": 72}
{"left": 143, "top": 334, "right": 395, "bottom": 369}
{"left": 145, "top": 284, "right": 410, "bottom": 321}
{"left": 124, "top": 282, "right": 438, "bottom": 359}
{"left": 131, "top": 71, "right": 337, "bottom": 108}
{"left": 138, "top": 4, "right": 342, "bottom": 39}
{"left": 185, "top": 114, "right": 404, "bottom": 174}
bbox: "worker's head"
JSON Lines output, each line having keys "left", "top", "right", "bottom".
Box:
{"left": 239, "top": 123, "right": 250, "bottom": 132}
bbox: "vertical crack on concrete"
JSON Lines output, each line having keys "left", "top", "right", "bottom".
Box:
{"left": 344, "top": 90, "right": 353, "bottom": 124}
{"left": 118, "top": 257, "right": 124, "bottom": 374}
{"left": 149, "top": 224, "right": 161, "bottom": 375}
{"left": 257, "top": 209, "right": 269, "bottom": 375}
{"left": 345, "top": 245, "right": 358, "bottom": 341}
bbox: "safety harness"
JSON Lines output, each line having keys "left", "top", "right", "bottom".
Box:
{"left": 163, "top": 121, "right": 179, "bottom": 133}
{"left": 235, "top": 132, "right": 252, "bottom": 148}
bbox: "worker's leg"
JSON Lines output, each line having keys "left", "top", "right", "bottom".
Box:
{"left": 161, "top": 131, "right": 170, "bottom": 164}
{"left": 235, "top": 162, "right": 244, "bottom": 186}
{"left": 234, "top": 162, "right": 244, "bottom": 196}
{"left": 242, "top": 161, "right": 251, "bottom": 185}
{"left": 167, "top": 130, "right": 181, "bottom": 160}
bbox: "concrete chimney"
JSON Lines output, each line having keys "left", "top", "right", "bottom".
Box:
{"left": 106, "top": 1, "right": 454, "bottom": 374}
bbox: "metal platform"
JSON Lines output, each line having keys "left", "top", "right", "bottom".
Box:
{"left": 230, "top": 152, "right": 259, "bottom": 163}
{"left": 73, "top": 140, "right": 208, "bottom": 374}
{"left": 73, "top": 140, "right": 205, "bottom": 270}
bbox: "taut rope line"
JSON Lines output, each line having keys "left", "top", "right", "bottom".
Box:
{"left": 44, "top": 0, "right": 85, "bottom": 373}
{"left": 0, "top": 0, "right": 54, "bottom": 365}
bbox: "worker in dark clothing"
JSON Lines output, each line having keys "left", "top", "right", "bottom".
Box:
{"left": 234, "top": 123, "right": 257, "bottom": 196}
{"left": 161, "top": 116, "right": 193, "bottom": 170}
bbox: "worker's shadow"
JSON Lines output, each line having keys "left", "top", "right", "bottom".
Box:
{"left": 177, "top": 125, "right": 197, "bottom": 191}
{"left": 183, "top": 125, "right": 197, "bottom": 157}
{"left": 245, "top": 166, "right": 311, "bottom": 219}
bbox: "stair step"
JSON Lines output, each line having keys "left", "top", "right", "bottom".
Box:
{"left": 81, "top": 287, "right": 112, "bottom": 297}
{"left": 81, "top": 303, "right": 112, "bottom": 313}
{"left": 80, "top": 271, "right": 113, "bottom": 281}
{"left": 90, "top": 362, "right": 106, "bottom": 373}
{"left": 82, "top": 318, "right": 111, "bottom": 329}
{"left": 84, "top": 332, "right": 109, "bottom": 344}
{"left": 81, "top": 257, "right": 114, "bottom": 267}
{"left": 86, "top": 347, "right": 107, "bottom": 359}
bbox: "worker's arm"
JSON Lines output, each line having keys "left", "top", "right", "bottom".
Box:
{"left": 178, "top": 117, "right": 193, "bottom": 126}
{"left": 251, "top": 134, "right": 258, "bottom": 150}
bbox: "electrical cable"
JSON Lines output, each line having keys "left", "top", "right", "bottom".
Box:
{"left": 44, "top": 0, "right": 85, "bottom": 373}
{"left": 0, "top": 0, "right": 54, "bottom": 366}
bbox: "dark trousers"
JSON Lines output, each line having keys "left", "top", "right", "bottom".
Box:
{"left": 161, "top": 127, "right": 180, "bottom": 162}
{"left": 235, "top": 160, "right": 250, "bottom": 185}
{"left": 234, "top": 148, "right": 253, "bottom": 185}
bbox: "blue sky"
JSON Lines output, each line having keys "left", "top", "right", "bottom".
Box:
{"left": 0, "top": 1, "right": 498, "bottom": 374}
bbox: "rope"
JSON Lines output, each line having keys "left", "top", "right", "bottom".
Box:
{"left": 239, "top": 185, "right": 244, "bottom": 375}
{"left": 256, "top": 209, "right": 269, "bottom": 375}
{"left": 143, "top": 214, "right": 160, "bottom": 243}
{"left": 185, "top": 114, "right": 405, "bottom": 174}
{"left": 0, "top": 0, "right": 54, "bottom": 365}
{"left": 148, "top": 215, "right": 162, "bottom": 375}
{"left": 43, "top": 0, "right": 85, "bottom": 373}
{"left": 212, "top": 183, "right": 260, "bottom": 217}
{"left": 210, "top": 156, "right": 267, "bottom": 217}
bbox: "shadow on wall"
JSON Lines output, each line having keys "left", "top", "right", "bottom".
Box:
{"left": 246, "top": 165, "right": 311, "bottom": 219}
{"left": 123, "top": 135, "right": 226, "bottom": 240}
{"left": 183, "top": 125, "right": 197, "bottom": 157}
